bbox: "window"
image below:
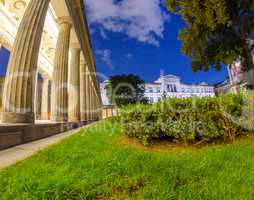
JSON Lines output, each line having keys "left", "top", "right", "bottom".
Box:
{"left": 167, "top": 84, "right": 170, "bottom": 92}
{"left": 167, "top": 84, "right": 175, "bottom": 92}
{"left": 147, "top": 87, "right": 153, "bottom": 93}
{"left": 173, "top": 85, "right": 177, "bottom": 92}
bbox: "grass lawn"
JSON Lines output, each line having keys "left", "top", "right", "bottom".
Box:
{"left": 0, "top": 118, "right": 254, "bottom": 200}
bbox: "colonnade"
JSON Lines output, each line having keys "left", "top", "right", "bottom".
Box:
{"left": 0, "top": 0, "right": 102, "bottom": 124}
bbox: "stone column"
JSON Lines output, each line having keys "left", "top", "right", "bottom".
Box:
{"left": 94, "top": 93, "right": 97, "bottom": 120}
{"left": 88, "top": 79, "right": 92, "bottom": 121}
{"left": 51, "top": 17, "right": 72, "bottom": 122}
{"left": 106, "top": 108, "right": 108, "bottom": 119}
{"left": 34, "top": 72, "right": 40, "bottom": 120}
{"left": 95, "top": 95, "right": 99, "bottom": 120}
{"left": 97, "top": 100, "right": 100, "bottom": 120}
{"left": 91, "top": 86, "right": 96, "bottom": 120}
{"left": 80, "top": 59, "right": 88, "bottom": 122}
{"left": 111, "top": 106, "right": 114, "bottom": 117}
{"left": 41, "top": 75, "right": 50, "bottom": 120}
{"left": 86, "top": 74, "right": 91, "bottom": 121}
{"left": 94, "top": 90, "right": 99, "bottom": 120}
{"left": 90, "top": 87, "right": 93, "bottom": 121}
{"left": 68, "top": 44, "right": 81, "bottom": 122}
{"left": 89, "top": 78, "right": 94, "bottom": 121}
{"left": 1, "top": 0, "right": 50, "bottom": 123}
{"left": 98, "top": 99, "right": 102, "bottom": 120}
{"left": 93, "top": 90, "right": 96, "bottom": 120}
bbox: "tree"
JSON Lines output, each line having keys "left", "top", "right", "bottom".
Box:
{"left": 107, "top": 74, "right": 147, "bottom": 106}
{"left": 166, "top": 0, "right": 254, "bottom": 82}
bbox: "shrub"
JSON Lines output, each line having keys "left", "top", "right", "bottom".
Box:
{"left": 120, "top": 93, "right": 254, "bottom": 145}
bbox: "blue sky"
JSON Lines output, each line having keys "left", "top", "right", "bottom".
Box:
{"left": 0, "top": 48, "right": 9, "bottom": 75}
{"left": 85, "top": 0, "right": 228, "bottom": 85}
{"left": 0, "top": 0, "right": 228, "bottom": 85}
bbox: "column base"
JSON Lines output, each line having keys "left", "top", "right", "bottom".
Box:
{"left": 41, "top": 113, "right": 49, "bottom": 120}
{"left": 41, "top": 117, "right": 49, "bottom": 121}
{"left": 68, "top": 118, "right": 81, "bottom": 123}
{"left": 80, "top": 112, "right": 89, "bottom": 122}
{"left": 50, "top": 115, "right": 68, "bottom": 122}
{"left": 68, "top": 113, "right": 81, "bottom": 122}
{"left": 1, "top": 112, "right": 35, "bottom": 123}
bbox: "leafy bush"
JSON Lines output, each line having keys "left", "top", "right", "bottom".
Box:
{"left": 121, "top": 93, "right": 254, "bottom": 145}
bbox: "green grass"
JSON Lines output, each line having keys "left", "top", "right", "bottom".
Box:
{"left": 0, "top": 118, "right": 254, "bottom": 200}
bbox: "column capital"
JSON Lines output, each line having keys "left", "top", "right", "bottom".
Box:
{"left": 57, "top": 16, "right": 72, "bottom": 26}
{"left": 0, "top": 32, "right": 12, "bottom": 51}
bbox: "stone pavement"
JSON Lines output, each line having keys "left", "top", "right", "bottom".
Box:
{"left": 0, "top": 124, "right": 93, "bottom": 169}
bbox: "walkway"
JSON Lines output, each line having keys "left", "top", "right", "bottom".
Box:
{"left": 0, "top": 123, "right": 93, "bottom": 169}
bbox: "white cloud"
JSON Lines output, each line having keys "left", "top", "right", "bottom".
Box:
{"left": 125, "top": 53, "right": 133, "bottom": 59}
{"left": 85, "top": 0, "right": 170, "bottom": 46}
{"left": 96, "top": 49, "right": 114, "bottom": 68}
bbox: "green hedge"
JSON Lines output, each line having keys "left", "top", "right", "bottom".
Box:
{"left": 121, "top": 93, "right": 254, "bottom": 145}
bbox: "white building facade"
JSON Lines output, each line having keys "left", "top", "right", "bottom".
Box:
{"left": 100, "top": 74, "right": 215, "bottom": 105}
{"left": 144, "top": 75, "right": 215, "bottom": 103}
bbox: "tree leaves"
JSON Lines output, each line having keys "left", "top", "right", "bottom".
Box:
{"left": 165, "top": 0, "right": 254, "bottom": 73}
{"left": 107, "top": 74, "right": 147, "bottom": 107}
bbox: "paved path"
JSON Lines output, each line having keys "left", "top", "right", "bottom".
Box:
{"left": 0, "top": 124, "right": 93, "bottom": 169}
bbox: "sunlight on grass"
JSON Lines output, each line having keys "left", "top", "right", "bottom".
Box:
{"left": 0, "top": 118, "right": 254, "bottom": 200}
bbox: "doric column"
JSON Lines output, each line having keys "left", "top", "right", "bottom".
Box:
{"left": 93, "top": 95, "right": 97, "bottom": 120}
{"left": 41, "top": 75, "right": 50, "bottom": 120}
{"left": 92, "top": 86, "right": 96, "bottom": 120}
{"left": 105, "top": 108, "right": 108, "bottom": 119}
{"left": 94, "top": 93, "right": 97, "bottom": 120}
{"left": 88, "top": 76, "right": 92, "bottom": 121}
{"left": 93, "top": 86, "right": 97, "bottom": 120}
{"left": 111, "top": 105, "right": 114, "bottom": 117}
{"left": 68, "top": 44, "right": 81, "bottom": 122}
{"left": 90, "top": 87, "right": 93, "bottom": 121}
{"left": 87, "top": 76, "right": 93, "bottom": 121}
{"left": 1, "top": 0, "right": 50, "bottom": 123}
{"left": 95, "top": 95, "right": 99, "bottom": 120}
{"left": 96, "top": 99, "right": 100, "bottom": 120}
{"left": 34, "top": 72, "right": 40, "bottom": 119}
{"left": 51, "top": 17, "right": 72, "bottom": 122}
{"left": 97, "top": 99, "right": 102, "bottom": 120}
{"left": 86, "top": 73, "right": 91, "bottom": 121}
{"left": 80, "top": 58, "right": 88, "bottom": 122}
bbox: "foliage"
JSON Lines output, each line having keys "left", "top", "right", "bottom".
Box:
{"left": 121, "top": 93, "right": 254, "bottom": 145}
{"left": 1, "top": 119, "right": 254, "bottom": 199}
{"left": 166, "top": 0, "right": 254, "bottom": 73}
{"left": 107, "top": 74, "right": 148, "bottom": 107}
